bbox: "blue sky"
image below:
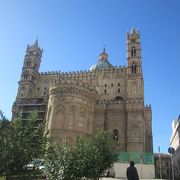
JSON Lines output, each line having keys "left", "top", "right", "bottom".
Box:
{"left": 0, "top": 0, "right": 180, "bottom": 153}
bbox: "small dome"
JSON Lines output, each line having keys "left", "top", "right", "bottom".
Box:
{"left": 90, "top": 48, "right": 113, "bottom": 70}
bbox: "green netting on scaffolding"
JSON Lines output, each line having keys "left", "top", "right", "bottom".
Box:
{"left": 117, "top": 152, "right": 154, "bottom": 164}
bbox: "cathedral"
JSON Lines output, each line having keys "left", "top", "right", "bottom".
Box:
{"left": 12, "top": 28, "right": 153, "bottom": 153}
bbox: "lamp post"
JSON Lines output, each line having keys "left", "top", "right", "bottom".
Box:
{"left": 168, "top": 147, "right": 175, "bottom": 180}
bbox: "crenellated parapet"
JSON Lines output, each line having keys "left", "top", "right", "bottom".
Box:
{"left": 39, "top": 65, "right": 127, "bottom": 77}
{"left": 40, "top": 71, "right": 61, "bottom": 75}
{"left": 144, "top": 104, "right": 152, "bottom": 120}
{"left": 144, "top": 104, "right": 151, "bottom": 112}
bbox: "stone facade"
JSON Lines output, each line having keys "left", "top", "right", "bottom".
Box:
{"left": 170, "top": 115, "right": 180, "bottom": 179}
{"left": 12, "top": 28, "right": 153, "bottom": 153}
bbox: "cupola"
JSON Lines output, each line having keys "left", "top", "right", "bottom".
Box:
{"left": 90, "top": 48, "right": 113, "bottom": 70}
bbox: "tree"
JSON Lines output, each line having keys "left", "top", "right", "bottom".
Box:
{"left": 0, "top": 111, "right": 48, "bottom": 177}
{"left": 45, "top": 130, "right": 117, "bottom": 180}
{"left": 44, "top": 141, "right": 75, "bottom": 180}
{"left": 0, "top": 110, "right": 11, "bottom": 134}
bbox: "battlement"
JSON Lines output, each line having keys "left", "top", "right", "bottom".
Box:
{"left": 39, "top": 65, "right": 127, "bottom": 77}
{"left": 144, "top": 104, "right": 152, "bottom": 112}
{"left": 40, "top": 71, "right": 61, "bottom": 75}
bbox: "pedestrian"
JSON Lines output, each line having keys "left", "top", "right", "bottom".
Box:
{"left": 126, "top": 161, "right": 139, "bottom": 180}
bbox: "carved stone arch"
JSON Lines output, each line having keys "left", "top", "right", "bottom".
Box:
{"left": 77, "top": 108, "right": 86, "bottom": 131}
{"left": 55, "top": 104, "right": 65, "bottom": 114}
{"left": 66, "top": 105, "right": 76, "bottom": 129}
{"left": 114, "top": 96, "right": 124, "bottom": 101}
{"left": 52, "top": 105, "right": 65, "bottom": 129}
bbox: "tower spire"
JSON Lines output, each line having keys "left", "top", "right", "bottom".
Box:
{"left": 34, "top": 37, "right": 38, "bottom": 47}
{"left": 131, "top": 27, "right": 136, "bottom": 34}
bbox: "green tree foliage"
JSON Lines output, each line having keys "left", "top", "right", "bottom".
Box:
{"left": 44, "top": 141, "right": 75, "bottom": 180}
{"left": 0, "top": 110, "right": 11, "bottom": 133}
{"left": 0, "top": 111, "right": 47, "bottom": 177}
{"left": 45, "top": 131, "right": 117, "bottom": 180}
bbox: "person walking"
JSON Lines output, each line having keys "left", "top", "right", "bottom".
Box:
{"left": 126, "top": 161, "right": 139, "bottom": 180}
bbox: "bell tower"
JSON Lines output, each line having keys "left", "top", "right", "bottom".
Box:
{"left": 126, "top": 28, "right": 145, "bottom": 152}
{"left": 127, "top": 28, "right": 142, "bottom": 74}
{"left": 17, "top": 39, "right": 43, "bottom": 98}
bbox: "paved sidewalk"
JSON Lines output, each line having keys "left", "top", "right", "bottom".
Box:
{"left": 101, "top": 178, "right": 167, "bottom": 180}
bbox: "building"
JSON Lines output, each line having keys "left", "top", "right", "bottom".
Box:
{"left": 12, "top": 28, "right": 153, "bottom": 153}
{"left": 170, "top": 115, "right": 180, "bottom": 179}
{"left": 154, "top": 153, "right": 171, "bottom": 179}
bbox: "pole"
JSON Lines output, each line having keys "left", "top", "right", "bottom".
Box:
{"left": 171, "top": 154, "right": 174, "bottom": 180}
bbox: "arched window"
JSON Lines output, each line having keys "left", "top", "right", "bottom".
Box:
{"left": 131, "top": 47, "right": 136, "bottom": 58}
{"left": 24, "top": 74, "right": 28, "bottom": 80}
{"left": 23, "top": 71, "right": 29, "bottom": 80}
{"left": 26, "top": 61, "right": 31, "bottom": 67}
{"left": 114, "top": 96, "right": 124, "bottom": 101}
{"left": 113, "top": 129, "right": 118, "bottom": 140}
{"left": 131, "top": 64, "right": 137, "bottom": 74}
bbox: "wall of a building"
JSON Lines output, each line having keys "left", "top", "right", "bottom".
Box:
{"left": 113, "top": 162, "right": 155, "bottom": 179}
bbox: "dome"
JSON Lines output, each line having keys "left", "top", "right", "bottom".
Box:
{"left": 90, "top": 48, "right": 113, "bottom": 70}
